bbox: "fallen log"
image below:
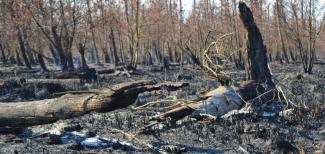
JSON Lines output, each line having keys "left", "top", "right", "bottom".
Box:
{"left": 14, "top": 69, "right": 40, "bottom": 74}
{"left": 53, "top": 68, "right": 97, "bottom": 82}
{"left": 152, "top": 81, "right": 260, "bottom": 121}
{"left": 0, "top": 80, "right": 188, "bottom": 128}
{"left": 96, "top": 68, "right": 116, "bottom": 74}
{"left": 26, "top": 79, "right": 81, "bottom": 85}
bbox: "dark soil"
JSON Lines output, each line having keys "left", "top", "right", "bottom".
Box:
{"left": 0, "top": 63, "right": 324, "bottom": 153}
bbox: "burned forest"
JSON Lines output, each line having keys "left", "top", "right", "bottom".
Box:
{"left": 0, "top": 0, "right": 324, "bottom": 153}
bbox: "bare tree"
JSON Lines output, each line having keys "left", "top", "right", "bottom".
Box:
{"left": 27, "top": 0, "right": 78, "bottom": 71}
{"left": 86, "top": 0, "right": 100, "bottom": 65}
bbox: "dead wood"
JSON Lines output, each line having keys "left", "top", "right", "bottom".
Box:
{"left": 26, "top": 79, "right": 81, "bottom": 85}
{"left": 96, "top": 68, "right": 116, "bottom": 74}
{"left": 239, "top": 2, "right": 275, "bottom": 89}
{"left": 150, "top": 3, "right": 280, "bottom": 122}
{"left": 13, "top": 69, "right": 40, "bottom": 74}
{"left": 53, "top": 68, "right": 97, "bottom": 82}
{"left": 151, "top": 81, "right": 260, "bottom": 121}
{"left": 152, "top": 105, "right": 196, "bottom": 122}
{"left": 0, "top": 80, "right": 188, "bottom": 128}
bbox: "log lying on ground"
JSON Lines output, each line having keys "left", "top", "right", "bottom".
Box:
{"left": 0, "top": 80, "right": 188, "bottom": 128}
{"left": 153, "top": 81, "right": 260, "bottom": 121}
{"left": 26, "top": 79, "right": 81, "bottom": 86}
{"left": 53, "top": 68, "right": 97, "bottom": 82}
{"left": 96, "top": 66, "right": 130, "bottom": 75}
{"left": 14, "top": 69, "right": 40, "bottom": 74}
{"left": 96, "top": 68, "right": 116, "bottom": 74}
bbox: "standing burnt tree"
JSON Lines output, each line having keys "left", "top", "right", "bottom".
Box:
{"left": 239, "top": 2, "right": 275, "bottom": 90}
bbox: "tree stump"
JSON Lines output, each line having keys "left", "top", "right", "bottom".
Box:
{"left": 239, "top": 2, "right": 275, "bottom": 90}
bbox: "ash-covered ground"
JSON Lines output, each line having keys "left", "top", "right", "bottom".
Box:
{"left": 0, "top": 62, "right": 324, "bottom": 153}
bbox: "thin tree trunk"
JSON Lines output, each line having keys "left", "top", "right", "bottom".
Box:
{"left": 15, "top": 49, "right": 23, "bottom": 66}
{"left": 276, "top": 0, "right": 289, "bottom": 63}
{"left": 38, "top": 53, "right": 48, "bottom": 72}
{"left": 288, "top": 46, "right": 296, "bottom": 62}
{"left": 51, "top": 26, "right": 67, "bottom": 71}
{"left": 103, "top": 47, "right": 111, "bottom": 63}
{"left": 78, "top": 43, "right": 89, "bottom": 69}
{"left": 17, "top": 29, "right": 32, "bottom": 69}
{"left": 66, "top": 51, "right": 74, "bottom": 71}
{"left": 49, "top": 43, "right": 59, "bottom": 65}
{"left": 110, "top": 27, "right": 120, "bottom": 66}
{"left": 0, "top": 43, "right": 7, "bottom": 64}
{"left": 86, "top": 0, "right": 100, "bottom": 65}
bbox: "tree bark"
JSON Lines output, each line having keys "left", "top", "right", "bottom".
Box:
{"left": 0, "top": 80, "right": 188, "bottom": 128}
{"left": 78, "top": 43, "right": 89, "bottom": 69}
{"left": 49, "top": 43, "right": 59, "bottom": 65}
{"left": 239, "top": 2, "right": 275, "bottom": 90}
{"left": 38, "top": 53, "right": 48, "bottom": 72}
{"left": 110, "top": 27, "right": 120, "bottom": 66}
{"left": 276, "top": 0, "right": 289, "bottom": 63}
{"left": 15, "top": 49, "right": 23, "bottom": 66}
{"left": 17, "top": 29, "right": 32, "bottom": 69}
{"left": 0, "top": 43, "right": 7, "bottom": 64}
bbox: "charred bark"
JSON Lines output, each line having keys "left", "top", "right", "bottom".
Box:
{"left": 17, "top": 29, "right": 32, "bottom": 69}
{"left": 239, "top": 2, "right": 275, "bottom": 89}
{"left": 0, "top": 43, "right": 7, "bottom": 64}
{"left": 51, "top": 26, "right": 67, "bottom": 71}
{"left": 0, "top": 80, "right": 188, "bottom": 128}
{"left": 288, "top": 46, "right": 296, "bottom": 62}
{"left": 103, "top": 48, "right": 111, "bottom": 63}
{"left": 49, "top": 43, "right": 59, "bottom": 65}
{"left": 15, "top": 49, "right": 23, "bottom": 66}
{"left": 110, "top": 27, "right": 120, "bottom": 66}
{"left": 38, "top": 53, "right": 48, "bottom": 72}
{"left": 78, "top": 43, "right": 89, "bottom": 69}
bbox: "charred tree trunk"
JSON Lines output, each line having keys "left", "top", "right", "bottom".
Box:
{"left": 9, "top": 52, "right": 16, "bottom": 64}
{"left": 26, "top": 46, "right": 37, "bottom": 66}
{"left": 0, "top": 43, "right": 7, "bottom": 64}
{"left": 78, "top": 43, "right": 89, "bottom": 69}
{"left": 288, "top": 46, "right": 296, "bottom": 62}
{"left": 17, "top": 29, "right": 32, "bottom": 69}
{"left": 89, "top": 49, "right": 96, "bottom": 64}
{"left": 52, "top": 26, "right": 67, "bottom": 71}
{"left": 276, "top": 0, "right": 289, "bottom": 63}
{"left": 66, "top": 51, "right": 74, "bottom": 71}
{"left": 15, "top": 49, "right": 23, "bottom": 66}
{"left": 147, "top": 51, "right": 154, "bottom": 66}
{"left": 110, "top": 27, "right": 120, "bottom": 66}
{"left": 268, "top": 52, "right": 273, "bottom": 62}
{"left": 276, "top": 49, "right": 284, "bottom": 64}
{"left": 38, "top": 53, "right": 48, "bottom": 72}
{"left": 239, "top": 2, "right": 275, "bottom": 90}
{"left": 49, "top": 43, "right": 59, "bottom": 65}
{"left": 103, "top": 48, "right": 111, "bottom": 63}
{"left": 23, "top": 29, "right": 37, "bottom": 66}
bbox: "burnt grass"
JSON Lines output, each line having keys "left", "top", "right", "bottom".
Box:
{"left": 0, "top": 62, "right": 324, "bottom": 153}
